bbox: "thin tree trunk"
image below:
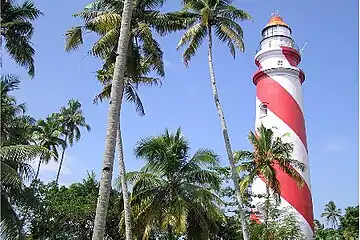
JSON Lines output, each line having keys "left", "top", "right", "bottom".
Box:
{"left": 116, "top": 124, "right": 132, "bottom": 240}
{"left": 91, "top": 0, "right": 134, "bottom": 238}
{"left": 34, "top": 158, "right": 41, "bottom": 181}
{"left": 55, "top": 135, "right": 68, "bottom": 185}
{"left": 207, "top": 26, "right": 249, "bottom": 240}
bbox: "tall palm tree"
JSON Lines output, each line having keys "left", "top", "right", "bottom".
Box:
{"left": 65, "top": 1, "right": 186, "bottom": 239}
{"left": 0, "top": 145, "right": 49, "bottom": 240}
{"left": 127, "top": 128, "right": 224, "bottom": 239}
{"left": 175, "top": 0, "right": 251, "bottom": 238}
{"left": 55, "top": 99, "right": 91, "bottom": 184}
{"left": 0, "top": 0, "right": 42, "bottom": 77}
{"left": 234, "top": 124, "right": 306, "bottom": 235}
{"left": 321, "top": 201, "right": 342, "bottom": 229}
{"left": 32, "top": 115, "right": 65, "bottom": 180}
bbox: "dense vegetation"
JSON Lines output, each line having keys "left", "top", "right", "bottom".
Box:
{"left": 0, "top": 0, "right": 358, "bottom": 239}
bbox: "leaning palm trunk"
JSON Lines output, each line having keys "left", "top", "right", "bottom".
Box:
{"left": 55, "top": 135, "right": 68, "bottom": 185}
{"left": 91, "top": 0, "right": 134, "bottom": 239}
{"left": 116, "top": 124, "right": 132, "bottom": 240}
{"left": 207, "top": 26, "right": 249, "bottom": 240}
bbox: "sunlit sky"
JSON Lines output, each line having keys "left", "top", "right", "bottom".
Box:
{"left": 4, "top": 0, "right": 358, "bottom": 221}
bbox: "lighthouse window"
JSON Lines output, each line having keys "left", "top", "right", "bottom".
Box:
{"left": 277, "top": 60, "right": 283, "bottom": 66}
{"left": 260, "top": 103, "right": 268, "bottom": 118}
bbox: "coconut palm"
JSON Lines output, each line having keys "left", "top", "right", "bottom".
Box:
{"left": 65, "top": 1, "right": 186, "bottom": 238}
{"left": 175, "top": 0, "right": 251, "bottom": 238}
{"left": 0, "top": 145, "right": 49, "bottom": 240}
{"left": 127, "top": 128, "right": 224, "bottom": 239}
{"left": 32, "top": 115, "right": 65, "bottom": 180}
{"left": 321, "top": 201, "right": 342, "bottom": 229}
{"left": 0, "top": 0, "right": 42, "bottom": 77}
{"left": 55, "top": 99, "right": 91, "bottom": 184}
{"left": 234, "top": 124, "right": 306, "bottom": 234}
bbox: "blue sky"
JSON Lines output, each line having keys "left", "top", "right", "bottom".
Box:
{"left": 4, "top": 0, "right": 358, "bottom": 221}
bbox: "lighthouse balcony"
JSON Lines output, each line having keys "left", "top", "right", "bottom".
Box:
{"left": 256, "top": 39, "right": 300, "bottom": 54}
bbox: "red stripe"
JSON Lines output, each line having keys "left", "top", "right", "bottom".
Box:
{"left": 280, "top": 46, "right": 301, "bottom": 67}
{"left": 255, "top": 59, "right": 262, "bottom": 68}
{"left": 259, "top": 164, "right": 314, "bottom": 231}
{"left": 256, "top": 74, "right": 308, "bottom": 150}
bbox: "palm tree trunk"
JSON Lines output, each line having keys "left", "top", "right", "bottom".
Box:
{"left": 34, "top": 158, "right": 41, "bottom": 180}
{"left": 55, "top": 135, "right": 68, "bottom": 185}
{"left": 116, "top": 124, "right": 133, "bottom": 240}
{"left": 91, "top": 0, "right": 134, "bottom": 238}
{"left": 207, "top": 26, "right": 249, "bottom": 240}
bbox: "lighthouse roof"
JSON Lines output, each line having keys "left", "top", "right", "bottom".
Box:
{"left": 262, "top": 12, "right": 292, "bottom": 34}
{"left": 266, "top": 14, "right": 288, "bottom": 28}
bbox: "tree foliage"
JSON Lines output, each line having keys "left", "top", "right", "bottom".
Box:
{"left": 16, "top": 173, "right": 124, "bottom": 240}
{"left": 0, "top": 0, "right": 43, "bottom": 77}
{"left": 127, "top": 128, "right": 225, "bottom": 239}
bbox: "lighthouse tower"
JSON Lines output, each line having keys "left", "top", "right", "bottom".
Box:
{"left": 251, "top": 13, "right": 314, "bottom": 238}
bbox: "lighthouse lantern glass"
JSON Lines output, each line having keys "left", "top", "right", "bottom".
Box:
{"left": 259, "top": 25, "right": 296, "bottom": 52}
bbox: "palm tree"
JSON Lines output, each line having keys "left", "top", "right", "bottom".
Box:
{"left": 175, "top": 0, "right": 251, "bottom": 238}
{"left": 32, "top": 115, "right": 65, "bottom": 180}
{"left": 0, "top": 0, "right": 43, "bottom": 77}
{"left": 65, "top": 1, "right": 186, "bottom": 238}
{"left": 0, "top": 145, "right": 49, "bottom": 239}
{"left": 55, "top": 99, "right": 91, "bottom": 184}
{"left": 234, "top": 124, "right": 306, "bottom": 235}
{"left": 128, "top": 128, "right": 224, "bottom": 239}
{"left": 321, "top": 201, "right": 342, "bottom": 229}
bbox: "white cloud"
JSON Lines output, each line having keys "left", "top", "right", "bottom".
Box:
{"left": 320, "top": 138, "right": 347, "bottom": 153}
{"left": 30, "top": 153, "right": 74, "bottom": 181}
{"left": 164, "top": 59, "right": 174, "bottom": 69}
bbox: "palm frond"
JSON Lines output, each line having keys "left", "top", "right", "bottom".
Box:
{"left": 124, "top": 82, "right": 145, "bottom": 116}
{"left": 90, "top": 28, "right": 119, "bottom": 57}
{"left": 86, "top": 12, "right": 121, "bottom": 35}
{"left": 215, "top": 22, "right": 244, "bottom": 54}
{"left": 177, "top": 23, "right": 207, "bottom": 66}
{"left": 5, "top": 35, "right": 35, "bottom": 77}
{"left": 64, "top": 26, "right": 84, "bottom": 52}
{"left": 136, "top": 23, "right": 165, "bottom": 77}
{"left": 217, "top": 5, "right": 251, "bottom": 22}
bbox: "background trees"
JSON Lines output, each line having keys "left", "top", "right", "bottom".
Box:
{"left": 321, "top": 201, "right": 342, "bottom": 229}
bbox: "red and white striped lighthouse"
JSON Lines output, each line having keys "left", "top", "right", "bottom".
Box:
{"left": 251, "top": 13, "right": 314, "bottom": 238}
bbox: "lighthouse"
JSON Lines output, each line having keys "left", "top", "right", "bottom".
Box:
{"left": 251, "top": 13, "right": 314, "bottom": 238}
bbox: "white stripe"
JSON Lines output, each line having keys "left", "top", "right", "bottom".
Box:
{"left": 255, "top": 98, "right": 311, "bottom": 189}
{"left": 256, "top": 48, "right": 294, "bottom": 69}
{"left": 251, "top": 178, "right": 314, "bottom": 239}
